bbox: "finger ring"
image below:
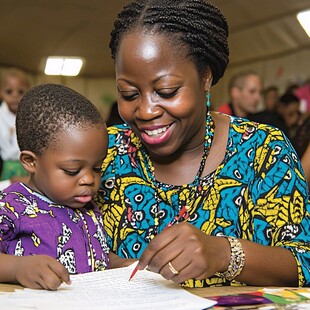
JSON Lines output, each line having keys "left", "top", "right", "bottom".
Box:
{"left": 168, "top": 262, "right": 179, "bottom": 275}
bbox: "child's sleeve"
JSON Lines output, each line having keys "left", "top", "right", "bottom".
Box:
{"left": 0, "top": 195, "right": 20, "bottom": 251}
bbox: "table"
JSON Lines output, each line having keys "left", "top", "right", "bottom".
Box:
{"left": 0, "top": 283, "right": 22, "bottom": 292}
{"left": 186, "top": 285, "right": 266, "bottom": 298}
{"left": 2, "top": 283, "right": 309, "bottom": 309}
{"left": 0, "top": 283, "right": 276, "bottom": 309}
{"left": 0, "top": 282, "right": 264, "bottom": 295}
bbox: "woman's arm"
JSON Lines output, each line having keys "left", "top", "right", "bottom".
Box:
{"left": 237, "top": 239, "right": 298, "bottom": 286}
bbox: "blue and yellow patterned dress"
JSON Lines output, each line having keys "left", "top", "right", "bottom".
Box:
{"left": 97, "top": 115, "right": 310, "bottom": 287}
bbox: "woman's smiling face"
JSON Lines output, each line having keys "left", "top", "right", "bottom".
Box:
{"left": 115, "top": 30, "right": 212, "bottom": 158}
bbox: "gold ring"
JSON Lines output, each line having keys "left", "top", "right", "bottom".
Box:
{"left": 168, "top": 262, "right": 179, "bottom": 275}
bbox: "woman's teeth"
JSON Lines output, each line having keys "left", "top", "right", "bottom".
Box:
{"left": 144, "top": 125, "right": 169, "bottom": 136}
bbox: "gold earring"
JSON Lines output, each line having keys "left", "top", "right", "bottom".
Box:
{"left": 30, "top": 162, "right": 34, "bottom": 167}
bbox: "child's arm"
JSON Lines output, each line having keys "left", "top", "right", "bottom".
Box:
{"left": 108, "top": 251, "right": 137, "bottom": 268}
{"left": 0, "top": 253, "right": 71, "bottom": 290}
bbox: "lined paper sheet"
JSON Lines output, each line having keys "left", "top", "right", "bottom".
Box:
{"left": 2, "top": 263, "right": 216, "bottom": 310}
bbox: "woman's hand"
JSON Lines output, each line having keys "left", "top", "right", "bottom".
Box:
{"left": 13, "top": 255, "right": 71, "bottom": 290}
{"left": 137, "top": 223, "right": 299, "bottom": 286}
{"left": 138, "top": 223, "right": 230, "bottom": 283}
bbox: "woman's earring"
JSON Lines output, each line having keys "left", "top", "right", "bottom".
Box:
{"left": 206, "top": 92, "right": 211, "bottom": 109}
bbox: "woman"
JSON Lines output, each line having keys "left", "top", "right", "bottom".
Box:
{"left": 97, "top": 0, "right": 310, "bottom": 287}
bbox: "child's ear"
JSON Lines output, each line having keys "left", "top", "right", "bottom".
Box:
{"left": 19, "top": 151, "right": 37, "bottom": 173}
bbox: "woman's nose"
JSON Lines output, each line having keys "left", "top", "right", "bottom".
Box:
{"left": 136, "top": 95, "right": 162, "bottom": 120}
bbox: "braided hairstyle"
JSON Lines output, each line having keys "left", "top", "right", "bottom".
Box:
{"left": 16, "top": 83, "right": 104, "bottom": 155}
{"left": 110, "top": 0, "right": 229, "bottom": 85}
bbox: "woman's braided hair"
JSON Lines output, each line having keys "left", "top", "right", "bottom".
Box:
{"left": 110, "top": 0, "right": 229, "bottom": 85}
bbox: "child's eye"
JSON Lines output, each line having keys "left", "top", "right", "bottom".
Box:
{"left": 93, "top": 167, "right": 102, "bottom": 174}
{"left": 63, "top": 169, "right": 80, "bottom": 176}
{"left": 4, "top": 89, "right": 13, "bottom": 95}
{"left": 4, "top": 89, "right": 26, "bottom": 96}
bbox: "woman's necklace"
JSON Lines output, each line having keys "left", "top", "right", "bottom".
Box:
{"left": 143, "top": 111, "right": 215, "bottom": 236}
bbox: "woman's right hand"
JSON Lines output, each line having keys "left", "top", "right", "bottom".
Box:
{"left": 13, "top": 255, "right": 71, "bottom": 290}
{"left": 137, "top": 222, "right": 230, "bottom": 283}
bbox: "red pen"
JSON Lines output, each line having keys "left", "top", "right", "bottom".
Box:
{"left": 128, "top": 205, "right": 189, "bottom": 281}
{"left": 164, "top": 205, "right": 189, "bottom": 230}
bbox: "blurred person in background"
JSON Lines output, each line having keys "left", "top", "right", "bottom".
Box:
{"left": 277, "top": 93, "right": 301, "bottom": 140}
{"left": 251, "top": 85, "right": 286, "bottom": 132}
{"left": 0, "top": 67, "right": 30, "bottom": 190}
{"left": 218, "top": 71, "right": 262, "bottom": 118}
{"left": 263, "top": 85, "right": 279, "bottom": 111}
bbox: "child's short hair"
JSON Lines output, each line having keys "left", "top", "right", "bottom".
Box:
{"left": 16, "top": 83, "right": 104, "bottom": 155}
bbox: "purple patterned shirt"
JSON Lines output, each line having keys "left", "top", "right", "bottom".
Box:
{"left": 0, "top": 182, "right": 109, "bottom": 273}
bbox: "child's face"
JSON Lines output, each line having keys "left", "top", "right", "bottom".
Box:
{"left": 27, "top": 125, "right": 108, "bottom": 208}
{"left": 1, "top": 76, "right": 29, "bottom": 114}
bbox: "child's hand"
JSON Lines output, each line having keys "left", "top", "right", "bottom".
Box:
{"left": 14, "top": 255, "right": 71, "bottom": 290}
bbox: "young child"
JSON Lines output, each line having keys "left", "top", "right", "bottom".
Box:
{"left": 0, "top": 83, "right": 109, "bottom": 290}
{"left": 0, "top": 68, "right": 30, "bottom": 189}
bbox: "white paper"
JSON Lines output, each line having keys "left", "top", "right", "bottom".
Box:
{"left": 2, "top": 263, "right": 216, "bottom": 310}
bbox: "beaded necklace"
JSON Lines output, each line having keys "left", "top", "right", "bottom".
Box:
{"left": 142, "top": 110, "right": 215, "bottom": 236}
